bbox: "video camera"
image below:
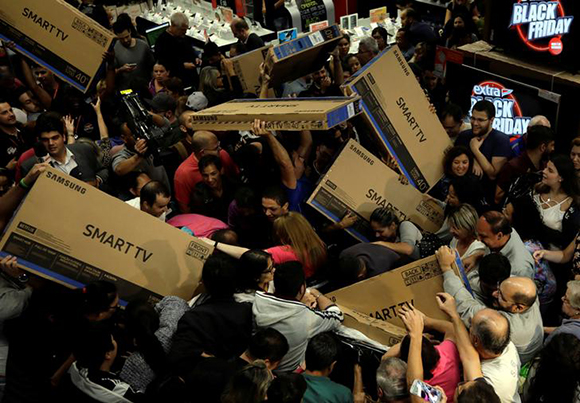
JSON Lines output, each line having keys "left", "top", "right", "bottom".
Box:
{"left": 120, "top": 89, "right": 166, "bottom": 166}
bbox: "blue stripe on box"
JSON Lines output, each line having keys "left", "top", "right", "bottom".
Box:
{"left": 310, "top": 201, "right": 369, "bottom": 243}
{"left": 0, "top": 34, "right": 86, "bottom": 92}
{"left": 326, "top": 105, "right": 349, "bottom": 128}
{"left": 454, "top": 253, "right": 474, "bottom": 295}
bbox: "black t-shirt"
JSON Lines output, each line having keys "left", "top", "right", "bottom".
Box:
{"left": 154, "top": 32, "right": 199, "bottom": 88}
{"left": 0, "top": 128, "right": 29, "bottom": 168}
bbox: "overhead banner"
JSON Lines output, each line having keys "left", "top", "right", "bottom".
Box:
{"left": 509, "top": 0, "right": 574, "bottom": 55}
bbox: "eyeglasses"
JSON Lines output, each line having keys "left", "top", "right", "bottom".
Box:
{"left": 470, "top": 116, "right": 489, "bottom": 123}
{"left": 203, "top": 141, "right": 221, "bottom": 153}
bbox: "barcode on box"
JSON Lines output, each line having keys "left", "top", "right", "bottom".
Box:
{"left": 71, "top": 18, "right": 107, "bottom": 47}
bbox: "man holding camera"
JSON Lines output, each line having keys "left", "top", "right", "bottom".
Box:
{"left": 112, "top": 122, "right": 170, "bottom": 192}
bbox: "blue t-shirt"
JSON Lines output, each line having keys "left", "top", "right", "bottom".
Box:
{"left": 283, "top": 177, "right": 313, "bottom": 214}
{"left": 455, "top": 128, "right": 513, "bottom": 161}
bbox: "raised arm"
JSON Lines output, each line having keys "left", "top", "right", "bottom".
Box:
{"left": 436, "top": 292, "right": 483, "bottom": 380}
{"left": 252, "top": 119, "right": 297, "bottom": 189}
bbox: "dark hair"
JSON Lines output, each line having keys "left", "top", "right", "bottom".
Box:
{"left": 339, "top": 33, "right": 351, "bottom": 43}
{"left": 165, "top": 77, "right": 184, "bottom": 96}
{"left": 457, "top": 378, "right": 501, "bottom": 403}
{"left": 140, "top": 180, "right": 170, "bottom": 207}
{"left": 262, "top": 187, "right": 289, "bottom": 208}
{"left": 124, "top": 300, "right": 165, "bottom": 371}
{"left": 198, "top": 154, "right": 222, "bottom": 172}
{"left": 74, "top": 324, "right": 115, "bottom": 371}
{"left": 77, "top": 281, "right": 118, "bottom": 316}
{"left": 479, "top": 253, "right": 511, "bottom": 285}
{"left": 443, "top": 145, "right": 473, "bottom": 177}
{"left": 274, "top": 261, "right": 305, "bottom": 299}
{"left": 545, "top": 154, "right": 580, "bottom": 198}
{"left": 210, "top": 229, "right": 239, "bottom": 245}
{"left": 125, "top": 171, "right": 150, "bottom": 192}
{"left": 440, "top": 103, "right": 463, "bottom": 124}
{"left": 267, "top": 373, "right": 307, "bottom": 403}
{"left": 345, "top": 54, "right": 361, "bottom": 70}
{"left": 372, "top": 27, "right": 389, "bottom": 42}
{"left": 482, "top": 211, "right": 512, "bottom": 236}
{"left": 404, "top": 8, "right": 420, "bottom": 21}
{"left": 370, "top": 207, "right": 400, "bottom": 228}
{"left": 335, "top": 256, "right": 365, "bottom": 289}
{"left": 305, "top": 332, "right": 340, "bottom": 372}
{"left": 202, "top": 254, "right": 238, "bottom": 298}
{"left": 238, "top": 249, "right": 272, "bottom": 291}
{"left": 526, "top": 125, "right": 554, "bottom": 150}
{"left": 235, "top": 187, "right": 259, "bottom": 210}
{"left": 248, "top": 328, "right": 289, "bottom": 363}
{"left": 35, "top": 111, "right": 64, "bottom": 137}
{"left": 232, "top": 18, "right": 249, "bottom": 31}
{"left": 116, "top": 13, "right": 139, "bottom": 38}
{"left": 473, "top": 316, "right": 511, "bottom": 355}
{"left": 204, "top": 41, "right": 221, "bottom": 59}
{"left": 112, "top": 19, "right": 131, "bottom": 34}
{"left": 472, "top": 100, "right": 496, "bottom": 119}
{"left": 528, "top": 333, "right": 580, "bottom": 403}
{"left": 153, "top": 60, "right": 170, "bottom": 72}
{"left": 449, "top": 176, "right": 483, "bottom": 212}
{"left": 399, "top": 335, "right": 440, "bottom": 379}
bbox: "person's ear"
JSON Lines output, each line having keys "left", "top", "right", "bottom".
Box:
{"left": 330, "top": 361, "right": 337, "bottom": 373}
{"left": 513, "top": 303, "right": 526, "bottom": 313}
{"left": 282, "top": 202, "right": 289, "bottom": 212}
{"left": 129, "top": 187, "right": 138, "bottom": 197}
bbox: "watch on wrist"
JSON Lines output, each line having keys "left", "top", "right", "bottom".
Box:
{"left": 17, "top": 273, "right": 29, "bottom": 284}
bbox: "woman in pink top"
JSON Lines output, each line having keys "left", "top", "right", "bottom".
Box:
{"left": 211, "top": 212, "right": 327, "bottom": 279}
{"left": 384, "top": 307, "right": 461, "bottom": 401}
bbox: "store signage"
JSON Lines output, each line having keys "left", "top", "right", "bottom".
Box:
{"left": 471, "top": 81, "right": 530, "bottom": 136}
{"left": 509, "top": 0, "right": 574, "bottom": 55}
{"left": 297, "top": 0, "right": 328, "bottom": 32}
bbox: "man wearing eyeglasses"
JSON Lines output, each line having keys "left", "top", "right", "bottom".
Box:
{"left": 455, "top": 100, "right": 512, "bottom": 184}
{"left": 544, "top": 280, "right": 580, "bottom": 344}
{"left": 436, "top": 246, "right": 543, "bottom": 366}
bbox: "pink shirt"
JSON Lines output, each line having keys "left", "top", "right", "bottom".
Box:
{"left": 426, "top": 339, "right": 461, "bottom": 402}
{"left": 167, "top": 214, "right": 228, "bottom": 238}
{"left": 266, "top": 245, "right": 316, "bottom": 278}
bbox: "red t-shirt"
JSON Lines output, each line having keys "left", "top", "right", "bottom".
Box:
{"left": 266, "top": 245, "right": 316, "bottom": 278}
{"left": 174, "top": 150, "right": 239, "bottom": 208}
{"left": 426, "top": 339, "right": 461, "bottom": 402}
{"left": 15, "top": 148, "right": 35, "bottom": 181}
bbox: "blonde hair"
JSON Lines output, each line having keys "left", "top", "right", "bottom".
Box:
{"left": 447, "top": 203, "right": 478, "bottom": 237}
{"left": 273, "top": 212, "right": 327, "bottom": 270}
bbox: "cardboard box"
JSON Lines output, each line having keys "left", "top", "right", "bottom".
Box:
{"left": 328, "top": 255, "right": 471, "bottom": 330}
{"left": 266, "top": 24, "right": 343, "bottom": 88}
{"left": 340, "top": 305, "right": 406, "bottom": 347}
{"left": 190, "top": 97, "right": 362, "bottom": 131}
{"left": 307, "top": 139, "right": 445, "bottom": 242}
{"left": 0, "top": 167, "right": 213, "bottom": 305}
{"left": 0, "top": 0, "right": 115, "bottom": 93}
{"left": 231, "top": 45, "right": 272, "bottom": 96}
{"left": 342, "top": 46, "right": 452, "bottom": 193}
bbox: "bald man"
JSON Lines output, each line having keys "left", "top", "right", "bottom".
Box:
{"left": 471, "top": 309, "right": 521, "bottom": 403}
{"left": 174, "top": 131, "right": 239, "bottom": 213}
{"left": 436, "top": 246, "right": 543, "bottom": 365}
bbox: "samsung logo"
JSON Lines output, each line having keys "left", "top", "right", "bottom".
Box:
{"left": 46, "top": 171, "right": 86, "bottom": 194}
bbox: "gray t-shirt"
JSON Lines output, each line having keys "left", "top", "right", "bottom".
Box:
{"left": 399, "top": 220, "right": 422, "bottom": 260}
{"left": 114, "top": 38, "right": 155, "bottom": 90}
{"left": 112, "top": 146, "right": 170, "bottom": 191}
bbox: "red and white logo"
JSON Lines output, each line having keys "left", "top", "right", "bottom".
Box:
{"left": 510, "top": 0, "right": 573, "bottom": 55}
{"left": 471, "top": 81, "right": 531, "bottom": 137}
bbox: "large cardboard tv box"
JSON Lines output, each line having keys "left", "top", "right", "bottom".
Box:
{"left": 307, "top": 139, "right": 445, "bottom": 242}
{"left": 342, "top": 46, "right": 452, "bottom": 193}
{"left": 0, "top": 0, "right": 115, "bottom": 93}
{"left": 231, "top": 45, "right": 272, "bottom": 96}
{"left": 191, "top": 97, "right": 362, "bottom": 131}
{"left": 0, "top": 168, "right": 213, "bottom": 305}
{"left": 328, "top": 255, "right": 471, "bottom": 341}
{"left": 266, "top": 25, "right": 343, "bottom": 87}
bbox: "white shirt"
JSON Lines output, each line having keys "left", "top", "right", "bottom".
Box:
{"left": 125, "top": 197, "right": 167, "bottom": 222}
{"left": 49, "top": 147, "right": 78, "bottom": 175}
{"left": 481, "top": 341, "right": 521, "bottom": 403}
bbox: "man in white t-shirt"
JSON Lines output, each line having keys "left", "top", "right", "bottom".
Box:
{"left": 125, "top": 180, "right": 171, "bottom": 222}
{"left": 472, "top": 309, "right": 521, "bottom": 403}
